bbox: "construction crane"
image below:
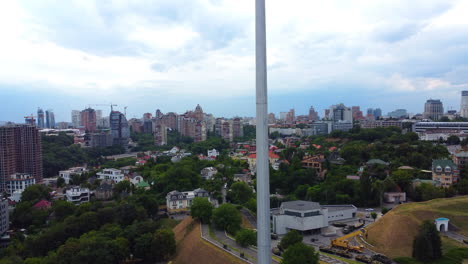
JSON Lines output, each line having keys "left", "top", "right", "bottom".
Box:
{"left": 330, "top": 229, "right": 365, "bottom": 253}
{"left": 24, "top": 114, "right": 36, "bottom": 125}
{"left": 124, "top": 106, "right": 128, "bottom": 117}
{"left": 87, "top": 104, "right": 118, "bottom": 112}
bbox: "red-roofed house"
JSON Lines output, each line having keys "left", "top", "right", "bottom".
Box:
{"left": 247, "top": 152, "right": 280, "bottom": 171}
{"left": 33, "top": 200, "right": 51, "bottom": 210}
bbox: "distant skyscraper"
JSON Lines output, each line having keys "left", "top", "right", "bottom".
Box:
{"left": 71, "top": 110, "right": 81, "bottom": 128}
{"left": 388, "top": 109, "right": 408, "bottom": 118}
{"left": 461, "top": 91, "right": 468, "bottom": 118}
{"left": 268, "top": 113, "right": 276, "bottom": 124}
{"left": 37, "top": 108, "right": 45, "bottom": 128}
{"left": 81, "top": 108, "right": 97, "bottom": 132}
{"left": 423, "top": 99, "right": 444, "bottom": 120}
{"left": 329, "top": 104, "right": 352, "bottom": 122}
{"left": 285, "top": 109, "right": 295, "bottom": 124}
{"left": 110, "top": 111, "right": 129, "bottom": 146}
{"left": 194, "top": 104, "right": 204, "bottom": 121}
{"left": 45, "top": 109, "right": 55, "bottom": 128}
{"left": 96, "top": 110, "right": 103, "bottom": 121}
{"left": 0, "top": 124, "right": 42, "bottom": 191}
{"left": 308, "top": 107, "right": 319, "bottom": 121}
{"left": 373, "top": 108, "right": 382, "bottom": 119}
{"left": 351, "top": 106, "right": 363, "bottom": 120}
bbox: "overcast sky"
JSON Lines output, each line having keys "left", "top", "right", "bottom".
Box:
{"left": 1, "top": 0, "right": 468, "bottom": 122}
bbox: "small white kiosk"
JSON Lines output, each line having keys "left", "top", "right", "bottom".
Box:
{"left": 434, "top": 217, "right": 449, "bottom": 232}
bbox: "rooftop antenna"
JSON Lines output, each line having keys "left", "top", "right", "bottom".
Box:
{"left": 255, "top": 0, "right": 271, "bottom": 263}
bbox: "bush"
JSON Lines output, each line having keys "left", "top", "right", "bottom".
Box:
{"left": 235, "top": 229, "right": 256, "bottom": 247}
{"left": 279, "top": 230, "right": 303, "bottom": 251}
{"left": 281, "top": 242, "right": 318, "bottom": 264}
{"left": 412, "top": 220, "right": 441, "bottom": 262}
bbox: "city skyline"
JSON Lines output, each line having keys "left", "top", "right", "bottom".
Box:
{"left": 1, "top": 1, "right": 468, "bottom": 122}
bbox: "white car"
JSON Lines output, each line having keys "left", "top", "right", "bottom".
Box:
{"left": 365, "top": 208, "right": 374, "bottom": 212}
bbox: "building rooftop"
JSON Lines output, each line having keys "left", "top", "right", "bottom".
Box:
{"left": 281, "top": 200, "right": 321, "bottom": 211}
{"left": 322, "top": 204, "right": 357, "bottom": 212}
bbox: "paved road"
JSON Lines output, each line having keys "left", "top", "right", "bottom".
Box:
{"left": 442, "top": 230, "right": 468, "bottom": 244}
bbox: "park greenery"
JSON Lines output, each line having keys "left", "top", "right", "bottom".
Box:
{"left": 41, "top": 133, "right": 125, "bottom": 177}
{"left": 2, "top": 184, "right": 176, "bottom": 264}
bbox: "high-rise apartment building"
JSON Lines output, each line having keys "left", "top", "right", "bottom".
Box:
{"left": 460, "top": 91, "right": 468, "bottom": 118}
{"left": 423, "top": 99, "right": 444, "bottom": 121}
{"left": 110, "top": 111, "right": 130, "bottom": 146}
{"left": 154, "top": 123, "right": 167, "bottom": 146}
{"left": 71, "top": 110, "right": 81, "bottom": 128}
{"left": 37, "top": 108, "right": 45, "bottom": 128}
{"left": 0, "top": 125, "right": 42, "bottom": 191}
{"left": 81, "top": 108, "right": 97, "bottom": 132}
{"left": 143, "top": 113, "right": 152, "bottom": 121}
{"left": 232, "top": 118, "right": 244, "bottom": 139}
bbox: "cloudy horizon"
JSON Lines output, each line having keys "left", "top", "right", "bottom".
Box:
{"left": 1, "top": 0, "right": 468, "bottom": 122}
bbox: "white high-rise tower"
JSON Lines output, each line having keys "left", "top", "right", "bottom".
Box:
{"left": 460, "top": 91, "right": 468, "bottom": 118}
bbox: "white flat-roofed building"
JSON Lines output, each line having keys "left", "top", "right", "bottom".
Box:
{"left": 322, "top": 204, "right": 357, "bottom": 221}
{"left": 97, "top": 168, "right": 125, "bottom": 183}
{"left": 6, "top": 173, "right": 36, "bottom": 194}
{"left": 272, "top": 200, "right": 357, "bottom": 235}
{"left": 65, "top": 187, "right": 90, "bottom": 205}
{"left": 59, "top": 166, "right": 87, "bottom": 184}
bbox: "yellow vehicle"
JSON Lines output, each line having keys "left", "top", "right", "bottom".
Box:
{"left": 330, "top": 229, "right": 365, "bottom": 253}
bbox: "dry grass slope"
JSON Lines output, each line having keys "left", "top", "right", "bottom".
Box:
{"left": 366, "top": 196, "right": 468, "bottom": 258}
{"left": 172, "top": 217, "right": 246, "bottom": 264}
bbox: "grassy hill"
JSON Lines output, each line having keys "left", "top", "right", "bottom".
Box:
{"left": 172, "top": 217, "right": 246, "bottom": 264}
{"left": 365, "top": 196, "right": 468, "bottom": 259}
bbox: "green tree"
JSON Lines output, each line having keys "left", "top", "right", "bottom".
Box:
{"left": 21, "top": 185, "right": 51, "bottom": 204}
{"left": 52, "top": 200, "right": 76, "bottom": 222}
{"left": 151, "top": 229, "right": 176, "bottom": 261}
{"left": 190, "top": 197, "right": 214, "bottom": 223}
{"left": 235, "top": 229, "right": 256, "bottom": 247}
{"left": 228, "top": 182, "right": 253, "bottom": 205}
{"left": 371, "top": 212, "right": 377, "bottom": 221}
{"left": 447, "top": 135, "right": 461, "bottom": 145}
{"left": 281, "top": 242, "right": 319, "bottom": 264}
{"left": 212, "top": 204, "right": 242, "bottom": 234}
{"left": 56, "top": 177, "right": 66, "bottom": 188}
{"left": 412, "top": 220, "right": 442, "bottom": 262}
{"left": 280, "top": 230, "right": 303, "bottom": 251}
{"left": 134, "top": 233, "right": 154, "bottom": 262}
